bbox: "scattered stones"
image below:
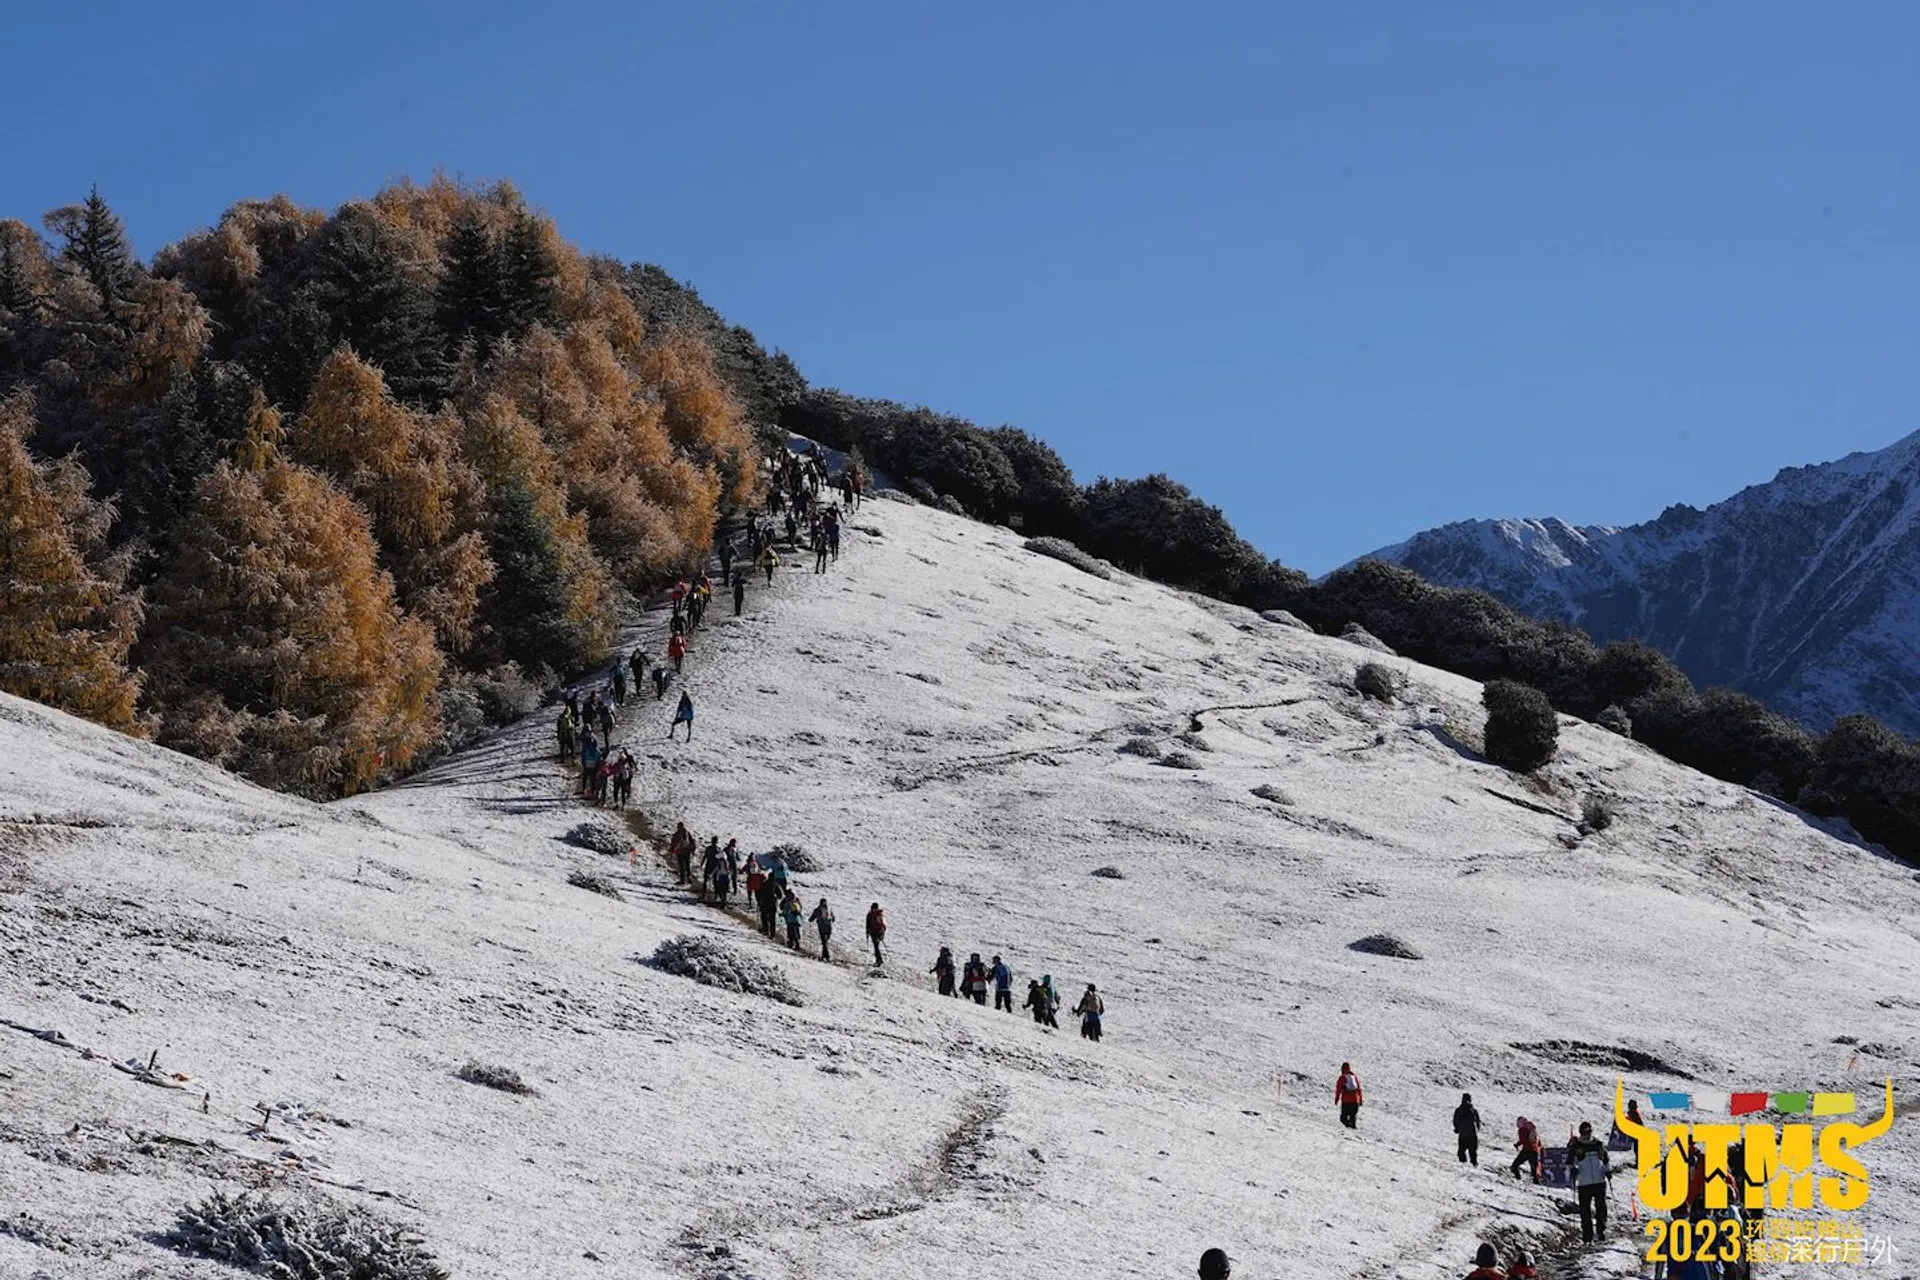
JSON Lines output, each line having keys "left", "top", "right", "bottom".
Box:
{"left": 1090, "top": 866, "right": 1126, "bottom": 880}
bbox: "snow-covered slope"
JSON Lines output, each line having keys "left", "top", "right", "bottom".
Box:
{"left": 1353, "top": 431, "right": 1920, "bottom": 734}
{"left": 3, "top": 499, "right": 1918, "bottom": 1280}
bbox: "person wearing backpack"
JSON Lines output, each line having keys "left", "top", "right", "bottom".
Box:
{"left": 1023, "top": 979, "right": 1050, "bottom": 1025}
{"left": 669, "top": 822, "right": 695, "bottom": 885}
{"left": 961, "top": 953, "right": 989, "bottom": 1005}
{"left": 671, "top": 690, "right": 695, "bottom": 741}
{"left": 1511, "top": 1116, "right": 1543, "bottom": 1183}
{"left": 809, "top": 898, "right": 834, "bottom": 960}
{"left": 990, "top": 955, "right": 1014, "bottom": 1012}
{"left": 931, "top": 946, "right": 957, "bottom": 996}
{"left": 780, "top": 890, "right": 804, "bottom": 949}
{"left": 864, "top": 903, "right": 886, "bottom": 965}
{"left": 667, "top": 632, "right": 688, "bottom": 673}
{"left": 1453, "top": 1092, "right": 1483, "bottom": 1165}
{"left": 1505, "top": 1248, "right": 1538, "bottom": 1279}
{"left": 756, "top": 544, "right": 779, "bottom": 584}
{"left": 1568, "top": 1121, "right": 1612, "bottom": 1243}
{"left": 1039, "top": 974, "right": 1061, "bottom": 1028}
{"left": 1335, "top": 1063, "right": 1364, "bottom": 1128}
{"left": 755, "top": 864, "right": 781, "bottom": 937}
{"left": 1074, "top": 984, "right": 1105, "bottom": 1041}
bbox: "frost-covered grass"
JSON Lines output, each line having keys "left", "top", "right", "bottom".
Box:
{"left": 645, "top": 935, "right": 803, "bottom": 1006}
{"left": 456, "top": 1061, "right": 538, "bottom": 1096}
{"left": 164, "top": 1190, "right": 446, "bottom": 1280}
{"left": 1022, "top": 536, "right": 1111, "bottom": 580}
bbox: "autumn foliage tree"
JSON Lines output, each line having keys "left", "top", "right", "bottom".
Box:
{"left": 0, "top": 393, "right": 142, "bottom": 728}
{"left": 143, "top": 421, "right": 442, "bottom": 795}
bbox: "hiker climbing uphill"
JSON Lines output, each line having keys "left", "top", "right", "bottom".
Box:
{"left": 961, "top": 953, "right": 989, "bottom": 1005}
{"left": 1040, "top": 974, "right": 1061, "bottom": 1028}
{"left": 755, "top": 865, "right": 780, "bottom": 936}
{"left": 864, "top": 903, "right": 886, "bottom": 964}
{"left": 1023, "top": 979, "right": 1049, "bottom": 1025}
{"left": 1510, "top": 1115, "right": 1542, "bottom": 1182}
{"left": 671, "top": 691, "right": 695, "bottom": 741}
{"left": 780, "top": 889, "right": 804, "bottom": 949}
{"left": 670, "top": 823, "right": 695, "bottom": 884}
{"left": 1453, "top": 1092, "right": 1481, "bottom": 1165}
{"left": 1568, "top": 1120, "right": 1612, "bottom": 1243}
{"left": 809, "top": 898, "right": 834, "bottom": 959}
{"left": 733, "top": 574, "right": 746, "bottom": 616}
{"left": 990, "top": 955, "right": 1013, "bottom": 1011}
{"left": 931, "top": 946, "right": 957, "bottom": 996}
{"left": 667, "top": 632, "right": 687, "bottom": 673}
{"left": 1074, "top": 984, "right": 1104, "bottom": 1041}
{"left": 756, "top": 543, "right": 778, "bottom": 584}
{"left": 1335, "top": 1062, "right": 1363, "bottom": 1128}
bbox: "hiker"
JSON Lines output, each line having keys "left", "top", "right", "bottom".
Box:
{"left": 671, "top": 691, "right": 694, "bottom": 741}
{"left": 653, "top": 663, "right": 671, "bottom": 699}
{"left": 719, "top": 537, "right": 734, "bottom": 585}
{"left": 1040, "top": 974, "right": 1061, "bottom": 1028}
{"left": 814, "top": 536, "right": 829, "bottom": 574}
{"left": 756, "top": 544, "right": 778, "bottom": 584}
{"left": 1454, "top": 1092, "right": 1482, "bottom": 1166}
{"left": 780, "top": 890, "right": 804, "bottom": 949}
{"left": 1023, "top": 979, "right": 1050, "bottom": 1025}
{"left": 667, "top": 632, "right": 687, "bottom": 673}
{"left": 670, "top": 822, "right": 695, "bottom": 884}
{"left": 594, "top": 752, "right": 614, "bottom": 804}
{"left": 597, "top": 697, "right": 613, "bottom": 741}
{"left": 755, "top": 864, "right": 781, "bottom": 936}
{"left": 865, "top": 903, "right": 886, "bottom": 964}
{"left": 579, "top": 730, "right": 601, "bottom": 796}
{"left": 1464, "top": 1243, "right": 1504, "bottom": 1280}
{"left": 1335, "top": 1063, "right": 1364, "bottom": 1129}
{"left": 564, "top": 690, "right": 579, "bottom": 721}
{"left": 614, "top": 749, "right": 635, "bottom": 807}
{"left": 809, "top": 898, "right": 834, "bottom": 959}
{"left": 1199, "top": 1249, "right": 1231, "bottom": 1280}
{"left": 990, "top": 955, "right": 1014, "bottom": 1011}
{"left": 828, "top": 520, "right": 841, "bottom": 561}
{"left": 961, "top": 953, "right": 989, "bottom": 1005}
{"left": 671, "top": 577, "right": 688, "bottom": 618}
{"left": 1511, "top": 1116, "right": 1542, "bottom": 1183}
{"left": 931, "top": 946, "right": 957, "bottom": 996}
{"left": 1506, "top": 1249, "right": 1538, "bottom": 1280}
{"left": 733, "top": 574, "right": 746, "bottom": 616}
{"left": 700, "top": 836, "right": 721, "bottom": 901}
{"left": 764, "top": 849, "right": 790, "bottom": 894}
{"left": 628, "top": 646, "right": 646, "bottom": 688}
{"left": 611, "top": 662, "right": 627, "bottom": 705}
{"left": 671, "top": 610, "right": 687, "bottom": 637}
{"left": 1568, "top": 1121, "right": 1611, "bottom": 1243}
{"left": 557, "top": 708, "right": 575, "bottom": 761}
{"left": 1074, "top": 984, "right": 1104, "bottom": 1041}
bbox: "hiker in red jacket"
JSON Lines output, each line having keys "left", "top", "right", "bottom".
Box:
{"left": 1505, "top": 1248, "right": 1538, "bottom": 1279}
{"left": 1335, "top": 1062, "right": 1364, "bottom": 1128}
{"left": 1464, "top": 1243, "right": 1505, "bottom": 1280}
{"left": 1511, "top": 1116, "right": 1543, "bottom": 1183}
{"left": 669, "top": 823, "right": 695, "bottom": 885}
{"left": 667, "top": 632, "right": 687, "bottom": 673}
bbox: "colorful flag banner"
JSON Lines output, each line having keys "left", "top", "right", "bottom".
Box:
{"left": 1729, "top": 1092, "right": 1769, "bottom": 1116}
{"left": 1812, "top": 1092, "right": 1855, "bottom": 1116}
{"left": 1649, "top": 1091, "right": 1692, "bottom": 1111}
{"left": 1772, "top": 1092, "right": 1811, "bottom": 1115}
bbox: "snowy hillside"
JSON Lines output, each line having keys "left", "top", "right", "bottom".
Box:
{"left": 1353, "top": 430, "right": 1920, "bottom": 735}
{"left": 3, "top": 498, "right": 1918, "bottom": 1280}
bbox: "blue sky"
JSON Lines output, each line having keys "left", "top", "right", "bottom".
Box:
{"left": 11, "top": 1, "right": 1918, "bottom": 572}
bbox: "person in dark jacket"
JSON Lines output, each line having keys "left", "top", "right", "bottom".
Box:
{"left": 669, "top": 822, "right": 694, "bottom": 884}
{"left": 864, "top": 903, "right": 886, "bottom": 965}
{"left": 1023, "top": 979, "right": 1049, "bottom": 1025}
{"left": 809, "top": 898, "right": 834, "bottom": 960}
{"left": 1464, "top": 1242, "right": 1504, "bottom": 1280}
{"left": 1074, "top": 984, "right": 1104, "bottom": 1041}
{"left": 931, "top": 946, "right": 957, "bottom": 997}
{"left": 755, "top": 866, "right": 781, "bottom": 937}
{"left": 1454, "top": 1092, "right": 1483, "bottom": 1165}
{"left": 733, "top": 574, "right": 746, "bottom": 616}
{"left": 671, "top": 691, "right": 694, "bottom": 741}
{"left": 718, "top": 537, "right": 734, "bottom": 586}
{"left": 961, "top": 954, "right": 989, "bottom": 1005}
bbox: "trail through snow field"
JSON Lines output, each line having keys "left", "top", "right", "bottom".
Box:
{"left": 1, "top": 499, "right": 1916, "bottom": 1279}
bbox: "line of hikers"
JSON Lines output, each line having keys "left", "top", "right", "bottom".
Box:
{"left": 928, "top": 947, "right": 1106, "bottom": 1040}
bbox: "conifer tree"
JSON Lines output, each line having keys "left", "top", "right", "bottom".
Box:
{"left": 145, "top": 452, "right": 443, "bottom": 794}
{"left": 44, "top": 187, "right": 140, "bottom": 318}
{"left": 437, "top": 211, "right": 507, "bottom": 358}
{"left": 0, "top": 394, "right": 141, "bottom": 728}
{"left": 499, "top": 211, "right": 558, "bottom": 337}
{"left": 309, "top": 207, "right": 449, "bottom": 407}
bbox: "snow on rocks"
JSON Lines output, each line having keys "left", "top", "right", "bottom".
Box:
{"left": 1349, "top": 933, "right": 1424, "bottom": 960}
{"left": 1022, "top": 536, "right": 1112, "bottom": 580}
{"left": 163, "top": 1188, "right": 446, "bottom": 1280}
{"left": 644, "top": 934, "right": 804, "bottom": 1006}
{"left": 1260, "top": 608, "right": 1313, "bottom": 630}
{"left": 1090, "top": 866, "right": 1126, "bottom": 880}
{"left": 1339, "top": 622, "right": 1397, "bottom": 654}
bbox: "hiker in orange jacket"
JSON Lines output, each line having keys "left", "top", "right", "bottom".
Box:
{"left": 1511, "top": 1116, "right": 1543, "bottom": 1183}
{"left": 667, "top": 632, "right": 688, "bottom": 672}
{"left": 1335, "top": 1062, "right": 1364, "bottom": 1129}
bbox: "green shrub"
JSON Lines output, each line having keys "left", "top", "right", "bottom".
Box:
{"left": 1355, "top": 662, "right": 1397, "bottom": 702}
{"left": 1482, "top": 679, "right": 1558, "bottom": 773}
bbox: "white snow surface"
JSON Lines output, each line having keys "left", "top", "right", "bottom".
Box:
{"left": 3, "top": 501, "right": 1918, "bottom": 1280}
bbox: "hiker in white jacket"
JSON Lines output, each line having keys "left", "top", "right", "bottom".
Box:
{"left": 1567, "top": 1121, "right": 1612, "bottom": 1243}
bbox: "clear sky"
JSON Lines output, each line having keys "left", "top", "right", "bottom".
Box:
{"left": 10, "top": 1, "right": 1918, "bottom": 573}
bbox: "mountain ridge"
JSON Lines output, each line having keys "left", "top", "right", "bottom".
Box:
{"left": 1354, "top": 429, "right": 1920, "bottom": 735}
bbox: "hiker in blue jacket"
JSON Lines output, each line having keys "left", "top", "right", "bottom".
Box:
{"left": 990, "top": 955, "right": 1014, "bottom": 1011}
{"left": 671, "top": 691, "right": 695, "bottom": 741}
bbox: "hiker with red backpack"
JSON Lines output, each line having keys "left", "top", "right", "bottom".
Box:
{"left": 669, "top": 823, "right": 695, "bottom": 884}
{"left": 1463, "top": 1243, "right": 1505, "bottom": 1280}
{"left": 1336, "top": 1063, "right": 1364, "bottom": 1128}
{"left": 1511, "top": 1116, "right": 1543, "bottom": 1182}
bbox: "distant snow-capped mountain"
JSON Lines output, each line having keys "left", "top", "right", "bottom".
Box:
{"left": 1353, "top": 431, "right": 1920, "bottom": 735}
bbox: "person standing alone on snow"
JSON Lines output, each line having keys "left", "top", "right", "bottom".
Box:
{"left": 809, "top": 898, "right": 834, "bottom": 960}
{"left": 864, "top": 903, "right": 886, "bottom": 965}
{"left": 1335, "top": 1062, "right": 1364, "bottom": 1129}
{"left": 1454, "top": 1092, "right": 1482, "bottom": 1166}
{"left": 671, "top": 691, "right": 695, "bottom": 741}
{"left": 990, "top": 955, "right": 1014, "bottom": 1011}
{"left": 1568, "top": 1121, "right": 1611, "bottom": 1243}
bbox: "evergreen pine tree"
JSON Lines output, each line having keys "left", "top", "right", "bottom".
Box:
{"left": 309, "top": 207, "right": 450, "bottom": 407}
{"left": 479, "top": 478, "right": 597, "bottom": 672}
{"left": 437, "top": 211, "right": 508, "bottom": 358}
{"left": 0, "top": 231, "right": 39, "bottom": 317}
{"left": 499, "top": 211, "right": 559, "bottom": 337}
{"left": 0, "top": 393, "right": 142, "bottom": 728}
{"left": 45, "top": 186, "right": 140, "bottom": 318}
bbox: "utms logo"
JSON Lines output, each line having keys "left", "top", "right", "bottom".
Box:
{"left": 1613, "top": 1079, "right": 1895, "bottom": 1212}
